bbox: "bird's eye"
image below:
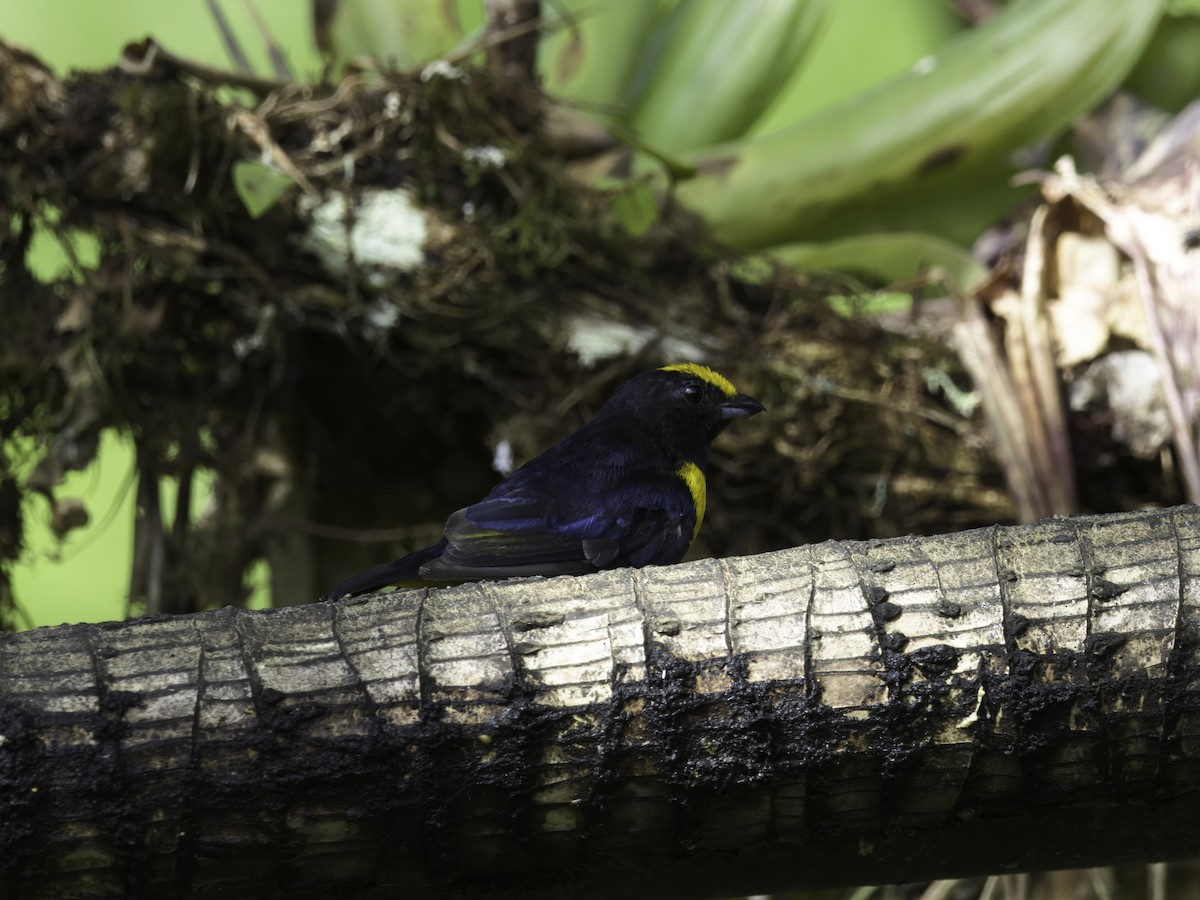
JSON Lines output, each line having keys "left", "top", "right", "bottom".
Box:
{"left": 683, "top": 383, "right": 703, "bottom": 405}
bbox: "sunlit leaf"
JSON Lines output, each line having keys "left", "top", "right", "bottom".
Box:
{"left": 233, "top": 160, "right": 294, "bottom": 219}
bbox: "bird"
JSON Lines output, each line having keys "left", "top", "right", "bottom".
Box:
{"left": 319, "top": 363, "right": 764, "bottom": 602}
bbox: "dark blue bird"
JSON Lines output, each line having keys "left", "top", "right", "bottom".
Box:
{"left": 320, "top": 364, "right": 764, "bottom": 601}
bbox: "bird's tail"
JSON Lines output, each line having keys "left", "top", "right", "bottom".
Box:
{"left": 319, "top": 541, "right": 448, "bottom": 602}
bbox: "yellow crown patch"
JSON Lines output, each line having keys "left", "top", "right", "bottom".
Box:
{"left": 659, "top": 363, "right": 738, "bottom": 398}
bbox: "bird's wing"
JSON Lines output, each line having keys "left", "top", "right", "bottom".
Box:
{"left": 418, "top": 472, "right": 698, "bottom": 580}
{"left": 319, "top": 541, "right": 448, "bottom": 602}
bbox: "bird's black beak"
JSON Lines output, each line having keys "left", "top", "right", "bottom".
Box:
{"left": 719, "top": 393, "right": 765, "bottom": 419}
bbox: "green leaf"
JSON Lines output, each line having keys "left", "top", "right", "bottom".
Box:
{"left": 610, "top": 181, "right": 660, "bottom": 236}
{"left": 750, "top": 0, "right": 960, "bottom": 134}
{"left": 314, "top": 0, "right": 477, "bottom": 72}
{"left": 539, "top": 0, "right": 667, "bottom": 111}
{"left": 676, "top": 0, "right": 1168, "bottom": 251}
{"left": 233, "top": 160, "right": 294, "bottom": 219}
{"left": 628, "top": 0, "right": 830, "bottom": 153}
{"left": 772, "top": 232, "right": 986, "bottom": 293}
{"left": 825, "top": 292, "right": 913, "bottom": 318}
{"left": 1125, "top": 11, "right": 1200, "bottom": 111}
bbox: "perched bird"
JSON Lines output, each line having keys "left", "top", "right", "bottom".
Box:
{"left": 319, "top": 363, "right": 764, "bottom": 601}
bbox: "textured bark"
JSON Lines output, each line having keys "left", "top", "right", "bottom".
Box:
{"left": 4, "top": 505, "right": 1200, "bottom": 899}
{"left": 484, "top": 0, "right": 542, "bottom": 79}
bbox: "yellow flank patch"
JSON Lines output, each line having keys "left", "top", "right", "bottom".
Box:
{"left": 675, "top": 461, "right": 706, "bottom": 542}
{"left": 660, "top": 363, "right": 738, "bottom": 398}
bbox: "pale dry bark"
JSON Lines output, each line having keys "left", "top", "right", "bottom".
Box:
{"left": 3, "top": 505, "right": 1200, "bottom": 899}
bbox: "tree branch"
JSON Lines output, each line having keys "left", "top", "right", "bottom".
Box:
{"left": 2, "top": 506, "right": 1199, "bottom": 897}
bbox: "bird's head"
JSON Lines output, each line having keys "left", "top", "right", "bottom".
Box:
{"left": 600, "top": 363, "right": 765, "bottom": 461}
